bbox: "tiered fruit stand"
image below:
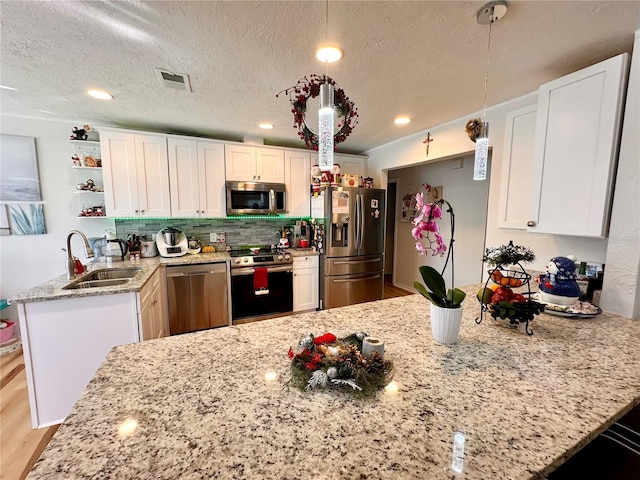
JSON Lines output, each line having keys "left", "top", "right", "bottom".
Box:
{"left": 475, "top": 262, "right": 545, "bottom": 336}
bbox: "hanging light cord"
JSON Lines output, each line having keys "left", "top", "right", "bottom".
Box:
{"left": 325, "top": 0, "right": 330, "bottom": 77}
{"left": 481, "top": 19, "right": 493, "bottom": 125}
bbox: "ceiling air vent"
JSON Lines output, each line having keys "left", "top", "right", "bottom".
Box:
{"left": 154, "top": 68, "right": 192, "bottom": 92}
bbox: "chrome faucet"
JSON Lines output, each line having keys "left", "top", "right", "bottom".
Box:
{"left": 66, "top": 230, "right": 95, "bottom": 280}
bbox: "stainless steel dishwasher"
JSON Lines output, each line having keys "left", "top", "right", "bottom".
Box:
{"left": 166, "top": 263, "right": 230, "bottom": 334}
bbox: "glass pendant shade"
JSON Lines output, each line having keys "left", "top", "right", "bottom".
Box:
{"left": 473, "top": 122, "right": 489, "bottom": 181}
{"left": 318, "top": 82, "right": 335, "bottom": 171}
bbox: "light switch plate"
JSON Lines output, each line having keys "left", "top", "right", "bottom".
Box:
{"left": 209, "top": 232, "right": 217, "bottom": 242}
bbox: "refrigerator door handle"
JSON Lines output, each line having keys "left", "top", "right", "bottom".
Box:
{"left": 333, "top": 258, "right": 381, "bottom": 265}
{"left": 353, "top": 193, "right": 360, "bottom": 251}
{"left": 332, "top": 274, "right": 381, "bottom": 283}
{"left": 359, "top": 193, "right": 365, "bottom": 251}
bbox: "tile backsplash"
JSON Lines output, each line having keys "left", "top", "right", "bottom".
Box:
{"left": 115, "top": 218, "right": 304, "bottom": 248}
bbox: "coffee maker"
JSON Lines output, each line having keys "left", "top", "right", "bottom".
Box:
{"left": 156, "top": 227, "right": 188, "bottom": 257}
{"left": 293, "top": 220, "right": 312, "bottom": 249}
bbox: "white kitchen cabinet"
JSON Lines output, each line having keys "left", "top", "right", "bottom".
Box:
{"left": 293, "top": 255, "right": 319, "bottom": 312}
{"left": 139, "top": 268, "right": 169, "bottom": 340}
{"left": 528, "top": 53, "right": 629, "bottom": 237}
{"left": 225, "top": 144, "right": 285, "bottom": 183}
{"left": 17, "top": 293, "right": 140, "bottom": 427}
{"left": 336, "top": 154, "right": 366, "bottom": 178}
{"left": 497, "top": 104, "right": 537, "bottom": 229}
{"left": 285, "top": 150, "right": 311, "bottom": 217}
{"left": 100, "top": 129, "right": 171, "bottom": 217}
{"left": 168, "top": 138, "right": 226, "bottom": 217}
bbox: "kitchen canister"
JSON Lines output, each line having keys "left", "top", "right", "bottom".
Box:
{"left": 362, "top": 337, "right": 385, "bottom": 359}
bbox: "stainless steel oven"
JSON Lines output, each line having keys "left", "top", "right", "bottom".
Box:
{"left": 230, "top": 249, "right": 293, "bottom": 322}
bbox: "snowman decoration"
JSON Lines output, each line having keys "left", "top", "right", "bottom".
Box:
{"left": 538, "top": 256, "right": 580, "bottom": 306}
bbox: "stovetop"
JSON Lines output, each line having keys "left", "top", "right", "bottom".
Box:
{"left": 228, "top": 247, "right": 292, "bottom": 267}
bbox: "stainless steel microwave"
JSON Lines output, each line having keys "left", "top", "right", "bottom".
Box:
{"left": 226, "top": 181, "right": 287, "bottom": 215}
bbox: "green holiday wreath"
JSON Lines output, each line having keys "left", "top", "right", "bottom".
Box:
{"left": 286, "top": 332, "right": 394, "bottom": 398}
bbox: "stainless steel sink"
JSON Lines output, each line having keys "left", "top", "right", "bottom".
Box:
{"left": 82, "top": 267, "right": 141, "bottom": 281}
{"left": 64, "top": 278, "right": 131, "bottom": 289}
{"left": 62, "top": 267, "right": 142, "bottom": 290}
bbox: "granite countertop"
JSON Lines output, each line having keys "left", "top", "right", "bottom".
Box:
{"left": 28, "top": 285, "right": 640, "bottom": 479}
{"left": 9, "top": 252, "right": 230, "bottom": 304}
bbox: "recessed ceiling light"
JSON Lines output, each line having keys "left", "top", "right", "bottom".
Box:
{"left": 87, "top": 89, "right": 114, "bottom": 100}
{"left": 394, "top": 116, "right": 411, "bottom": 125}
{"left": 259, "top": 123, "right": 274, "bottom": 129}
{"left": 315, "top": 46, "right": 343, "bottom": 63}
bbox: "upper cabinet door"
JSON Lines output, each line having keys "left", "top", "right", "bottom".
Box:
{"left": 225, "top": 145, "right": 256, "bottom": 182}
{"left": 100, "top": 130, "right": 140, "bottom": 217}
{"left": 198, "top": 140, "right": 226, "bottom": 217}
{"left": 256, "top": 148, "right": 285, "bottom": 183}
{"left": 337, "top": 155, "right": 366, "bottom": 178}
{"left": 497, "top": 104, "right": 537, "bottom": 230}
{"left": 168, "top": 138, "right": 200, "bottom": 217}
{"left": 285, "top": 150, "right": 311, "bottom": 217}
{"left": 134, "top": 134, "right": 171, "bottom": 217}
{"left": 529, "top": 53, "right": 629, "bottom": 237}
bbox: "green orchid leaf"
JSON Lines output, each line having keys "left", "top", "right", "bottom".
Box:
{"left": 418, "top": 266, "right": 447, "bottom": 299}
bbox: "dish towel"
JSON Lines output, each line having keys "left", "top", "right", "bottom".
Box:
{"left": 254, "top": 267, "right": 269, "bottom": 295}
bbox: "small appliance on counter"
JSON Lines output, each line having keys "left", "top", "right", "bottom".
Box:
{"left": 105, "top": 229, "right": 128, "bottom": 262}
{"left": 188, "top": 237, "right": 202, "bottom": 255}
{"left": 156, "top": 227, "right": 188, "bottom": 258}
{"left": 140, "top": 237, "right": 159, "bottom": 258}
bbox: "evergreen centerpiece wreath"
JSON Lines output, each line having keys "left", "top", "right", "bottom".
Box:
{"left": 276, "top": 74, "right": 359, "bottom": 149}
{"left": 286, "top": 332, "right": 394, "bottom": 398}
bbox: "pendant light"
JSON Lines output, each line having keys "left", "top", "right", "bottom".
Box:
{"left": 318, "top": 0, "right": 335, "bottom": 172}
{"left": 473, "top": 0, "right": 507, "bottom": 181}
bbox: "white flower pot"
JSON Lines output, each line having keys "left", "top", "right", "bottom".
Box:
{"left": 430, "top": 304, "right": 463, "bottom": 344}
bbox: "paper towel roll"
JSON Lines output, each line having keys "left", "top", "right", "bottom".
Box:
{"left": 362, "top": 337, "right": 384, "bottom": 358}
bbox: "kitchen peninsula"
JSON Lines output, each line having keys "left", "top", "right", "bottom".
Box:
{"left": 27, "top": 286, "right": 640, "bottom": 479}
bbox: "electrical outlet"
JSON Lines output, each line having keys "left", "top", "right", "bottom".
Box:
{"left": 209, "top": 232, "right": 217, "bottom": 242}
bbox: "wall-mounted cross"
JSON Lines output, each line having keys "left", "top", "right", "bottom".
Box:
{"left": 423, "top": 132, "right": 433, "bottom": 156}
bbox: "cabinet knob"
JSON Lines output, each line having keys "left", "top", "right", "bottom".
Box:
{"left": 134, "top": 209, "right": 139, "bottom": 213}
{"left": 527, "top": 220, "right": 536, "bottom": 227}
{"left": 140, "top": 209, "right": 145, "bottom": 214}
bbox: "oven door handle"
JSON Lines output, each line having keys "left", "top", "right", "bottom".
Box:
{"left": 231, "top": 265, "right": 293, "bottom": 276}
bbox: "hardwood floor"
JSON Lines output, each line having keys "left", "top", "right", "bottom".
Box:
{"left": 0, "top": 348, "right": 58, "bottom": 480}
{"left": 384, "top": 274, "right": 413, "bottom": 299}
{"left": 1, "top": 280, "right": 410, "bottom": 479}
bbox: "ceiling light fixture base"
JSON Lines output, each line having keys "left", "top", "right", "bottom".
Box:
{"left": 477, "top": 0, "right": 508, "bottom": 25}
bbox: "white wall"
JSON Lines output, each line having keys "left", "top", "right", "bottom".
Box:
{"left": 389, "top": 155, "right": 489, "bottom": 292}
{"left": 1, "top": 116, "right": 115, "bottom": 318}
{"left": 366, "top": 82, "right": 639, "bottom": 316}
{"left": 600, "top": 30, "right": 640, "bottom": 318}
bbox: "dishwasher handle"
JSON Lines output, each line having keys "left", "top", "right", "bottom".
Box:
{"left": 166, "top": 263, "right": 227, "bottom": 277}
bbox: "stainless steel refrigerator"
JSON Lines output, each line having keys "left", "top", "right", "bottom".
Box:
{"left": 313, "top": 187, "right": 386, "bottom": 309}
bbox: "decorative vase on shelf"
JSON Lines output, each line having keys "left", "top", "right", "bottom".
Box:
{"left": 430, "top": 304, "right": 463, "bottom": 345}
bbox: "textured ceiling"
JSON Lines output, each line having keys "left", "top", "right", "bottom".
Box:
{"left": 1, "top": 1, "right": 639, "bottom": 154}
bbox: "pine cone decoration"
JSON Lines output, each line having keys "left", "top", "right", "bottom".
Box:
{"left": 465, "top": 118, "right": 483, "bottom": 143}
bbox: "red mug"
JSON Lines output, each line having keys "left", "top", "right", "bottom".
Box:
{"left": 299, "top": 239, "right": 309, "bottom": 248}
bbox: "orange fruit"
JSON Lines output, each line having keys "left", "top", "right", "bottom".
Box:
{"left": 500, "top": 277, "right": 510, "bottom": 286}
{"left": 489, "top": 283, "right": 500, "bottom": 292}
{"left": 509, "top": 278, "right": 523, "bottom": 287}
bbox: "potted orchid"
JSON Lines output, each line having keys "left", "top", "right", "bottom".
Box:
{"left": 411, "top": 187, "right": 466, "bottom": 344}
